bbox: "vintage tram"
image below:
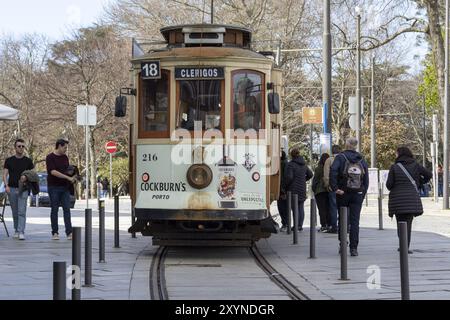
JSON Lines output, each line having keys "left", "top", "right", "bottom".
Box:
{"left": 116, "top": 24, "right": 283, "bottom": 246}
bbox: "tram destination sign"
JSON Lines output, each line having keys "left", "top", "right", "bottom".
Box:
{"left": 175, "top": 67, "right": 224, "bottom": 80}
{"left": 141, "top": 61, "right": 161, "bottom": 79}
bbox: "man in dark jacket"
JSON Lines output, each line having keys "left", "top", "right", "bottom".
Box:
{"left": 330, "top": 138, "right": 369, "bottom": 256}
{"left": 285, "top": 148, "right": 313, "bottom": 231}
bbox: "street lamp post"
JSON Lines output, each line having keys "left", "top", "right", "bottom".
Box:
{"left": 323, "top": 0, "right": 332, "bottom": 141}
{"left": 370, "top": 57, "right": 376, "bottom": 168}
{"left": 444, "top": 0, "right": 450, "bottom": 209}
{"left": 355, "top": 7, "right": 362, "bottom": 152}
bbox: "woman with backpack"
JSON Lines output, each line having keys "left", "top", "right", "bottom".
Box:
{"left": 285, "top": 147, "right": 313, "bottom": 231}
{"left": 312, "top": 153, "right": 330, "bottom": 232}
{"left": 386, "top": 146, "right": 432, "bottom": 253}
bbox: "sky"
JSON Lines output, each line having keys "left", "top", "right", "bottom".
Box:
{"left": 0, "top": 0, "right": 111, "bottom": 41}
{"left": 0, "top": 0, "right": 427, "bottom": 75}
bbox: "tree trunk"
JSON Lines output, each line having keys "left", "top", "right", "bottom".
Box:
{"left": 425, "top": 0, "right": 446, "bottom": 108}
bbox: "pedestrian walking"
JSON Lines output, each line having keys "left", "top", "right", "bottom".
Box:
{"left": 46, "top": 139, "right": 76, "bottom": 240}
{"left": 277, "top": 151, "right": 289, "bottom": 232}
{"left": 386, "top": 146, "right": 432, "bottom": 254}
{"left": 438, "top": 164, "right": 443, "bottom": 197}
{"left": 285, "top": 147, "right": 313, "bottom": 231}
{"left": 330, "top": 138, "right": 369, "bottom": 257}
{"left": 2, "top": 139, "right": 34, "bottom": 240}
{"left": 312, "top": 153, "right": 330, "bottom": 232}
{"left": 101, "top": 178, "right": 109, "bottom": 198}
{"left": 323, "top": 145, "right": 341, "bottom": 233}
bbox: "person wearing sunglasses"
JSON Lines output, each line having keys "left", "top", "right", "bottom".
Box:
{"left": 2, "top": 139, "right": 34, "bottom": 240}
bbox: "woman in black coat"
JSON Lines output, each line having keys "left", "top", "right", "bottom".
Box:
{"left": 277, "top": 151, "right": 289, "bottom": 231}
{"left": 386, "top": 147, "right": 432, "bottom": 253}
{"left": 285, "top": 147, "right": 313, "bottom": 231}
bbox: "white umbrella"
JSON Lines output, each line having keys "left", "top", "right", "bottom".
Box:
{"left": 0, "top": 104, "right": 19, "bottom": 121}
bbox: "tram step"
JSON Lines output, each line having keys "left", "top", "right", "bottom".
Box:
{"left": 153, "top": 238, "right": 253, "bottom": 247}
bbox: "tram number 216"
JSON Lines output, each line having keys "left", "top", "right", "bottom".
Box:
{"left": 141, "top": 61, "right": 161, "bottom": 79}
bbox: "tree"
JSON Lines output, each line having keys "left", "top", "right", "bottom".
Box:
{"left": 44, "top": 25, "right": 130, "bottom": 196}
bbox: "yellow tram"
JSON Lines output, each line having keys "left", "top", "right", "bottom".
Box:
{"left": 116, "top": 24, "right": 283, "bottom": 246}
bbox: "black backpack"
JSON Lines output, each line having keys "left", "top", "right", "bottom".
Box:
{"left": 342, "top": 154, "right": 364, "bottom": 191}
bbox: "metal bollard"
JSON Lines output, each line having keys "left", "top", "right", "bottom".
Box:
{"left": 339, "top": 207, "right": 349, "bottom": 280}
{"left": 72, "top": 227, "right": 81, "bottom": 300}
{"left": 53, "top": 261, "right": 66, "bottom": 300}
{"left": 84, "top": 209, "right": 93, "bottom": 287}
{"left": 378, "top": 186, "right": 384, "bottom": 230}
{"left": 287, "top": 191, "right": 292, "bottom": 235}
{"left": 99, "top": 200, "right": 106, "bottom": 263}
{"left": 114, "top": 196, "right": 120, "bottom": 248}
{"left": 292, "top": 194, "right": 299, "bottom": 244}
{"left": 310, "top": 198, "right": 317, "bottom": 259}
{"left": 398, "top": 222, "right": 410, "bottom": 300}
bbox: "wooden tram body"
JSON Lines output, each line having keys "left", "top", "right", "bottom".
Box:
{"left": 118, "top": 24, "right": 283, "bottom": 246}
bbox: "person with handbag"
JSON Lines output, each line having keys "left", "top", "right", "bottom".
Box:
{"left": 386, "top": 146, "right": 432, "bottom": 253}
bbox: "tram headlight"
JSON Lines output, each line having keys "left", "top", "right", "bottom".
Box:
{"left": 187, "top": 164, "right": 213, "bottom": 190}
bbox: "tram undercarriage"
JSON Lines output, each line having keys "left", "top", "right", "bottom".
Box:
{"left": 129, "top": 217, "right": 277, "bottom": 247}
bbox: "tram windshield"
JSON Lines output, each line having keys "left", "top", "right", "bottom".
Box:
{"left": 232, "top": 71, "right": 264, "bottom": 130}
{"left": 177, "top": 80, "right": 222, "bottom": 131}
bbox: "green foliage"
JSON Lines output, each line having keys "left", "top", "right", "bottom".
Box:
{"left": 418, "top": 55, "right": 440, "bottom": 114}
{"left": 362, "top": 118, "right": 408, "bottom": 170}
{"left": 97, "top": 157, "right": 129, "bottom": 190}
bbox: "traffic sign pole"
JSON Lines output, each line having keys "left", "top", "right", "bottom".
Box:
{"left": 110, "top": 153, "right": 113, "bottom": 198}
{"left": 105, "top": 141, "right": 118, "bottom": 199}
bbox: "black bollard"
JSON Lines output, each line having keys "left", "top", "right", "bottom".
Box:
{"left": 53, "top": 261, "right": 66, "bottom": 300}
{"left": 339, "top": 207, "right": 349, "bottom": 280}
{"left": 114, "top": 196, "right": 120, "bottom": 248}
{"left": 292, "top": 194, "right": 299, "bottom": 245}
{"left": 287, "top": 192, "right": 292, "bottom": 235}
{"left": 72, "top": 227, "right": 81, "bottom": 300}
{"left": 310, "top": 198, "right": 317, "bottom": 259}
{"left": 84, "top": 209, "right": 93, "bottom": 287}
{"left": 99, "top": 200, "right": 106, "bottom": 263}
{"left": 398, "top": 222, "right": 410, "bottom": 300}
{"left": 378, "top": 186, "right": 384, "bottom": 230}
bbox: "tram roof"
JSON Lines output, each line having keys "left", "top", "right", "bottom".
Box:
{"left": 131, "top": 46, "right": 270, "bottom": 62}
{"left": 160, "top": 24, "right": 252, "bottom": 42}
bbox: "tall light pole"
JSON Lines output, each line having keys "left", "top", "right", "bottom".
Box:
{"left": 444, "top": 0, "right": 449, "bottom": 209}
{"left": 323, "top": 0, "right": 332, "bottom": 143}
{"left": 370, "top": 57, "right": 376, "bottom": 168}
{"left": 355, "top": 6, "right": 362, "bottom": 152}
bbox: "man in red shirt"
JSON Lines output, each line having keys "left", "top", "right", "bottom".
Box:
{"left": 46, "top": 139, "right": 76, "bottom": 240}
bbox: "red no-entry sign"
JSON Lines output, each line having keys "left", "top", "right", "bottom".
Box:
{"left": 105, "top": 141, "right": 118, "bottom": 154}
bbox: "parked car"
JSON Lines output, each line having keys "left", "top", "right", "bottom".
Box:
{"left": 30, "top": 173, "right": 76, "bottom": 208}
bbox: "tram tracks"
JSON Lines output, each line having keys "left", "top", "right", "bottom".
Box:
{"left": 149, "top": 245, "right": 310, "bottom": 300}
{"left": 150, "top": 246, "right": 169, "bottom": 300}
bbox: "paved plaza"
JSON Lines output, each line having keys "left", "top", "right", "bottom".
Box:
{"left": 0, "top": 197, "right": 449, "bottom": 300}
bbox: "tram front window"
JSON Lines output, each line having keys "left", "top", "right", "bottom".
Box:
{"left": 232, "top": 71, "right": 264, "bottom": 130}
{"left": 177, "top": 80, "right": 222, "bottom": 131}
{"left": 141, "top": 70, "right": 169, "bottom": 136}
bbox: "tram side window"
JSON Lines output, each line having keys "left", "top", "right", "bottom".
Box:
{"left": 177, "top": 80, "right": 222, "bottom": 131}
{"left": 141, "top": 71, "right": 169, "bottom": 134}
{"left": 232, "top": 71, "right": 264, "bottom": 130}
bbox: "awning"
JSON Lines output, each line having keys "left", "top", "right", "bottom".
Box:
{"left": 0, "top": 104, "right": 19, "bottom": 121}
